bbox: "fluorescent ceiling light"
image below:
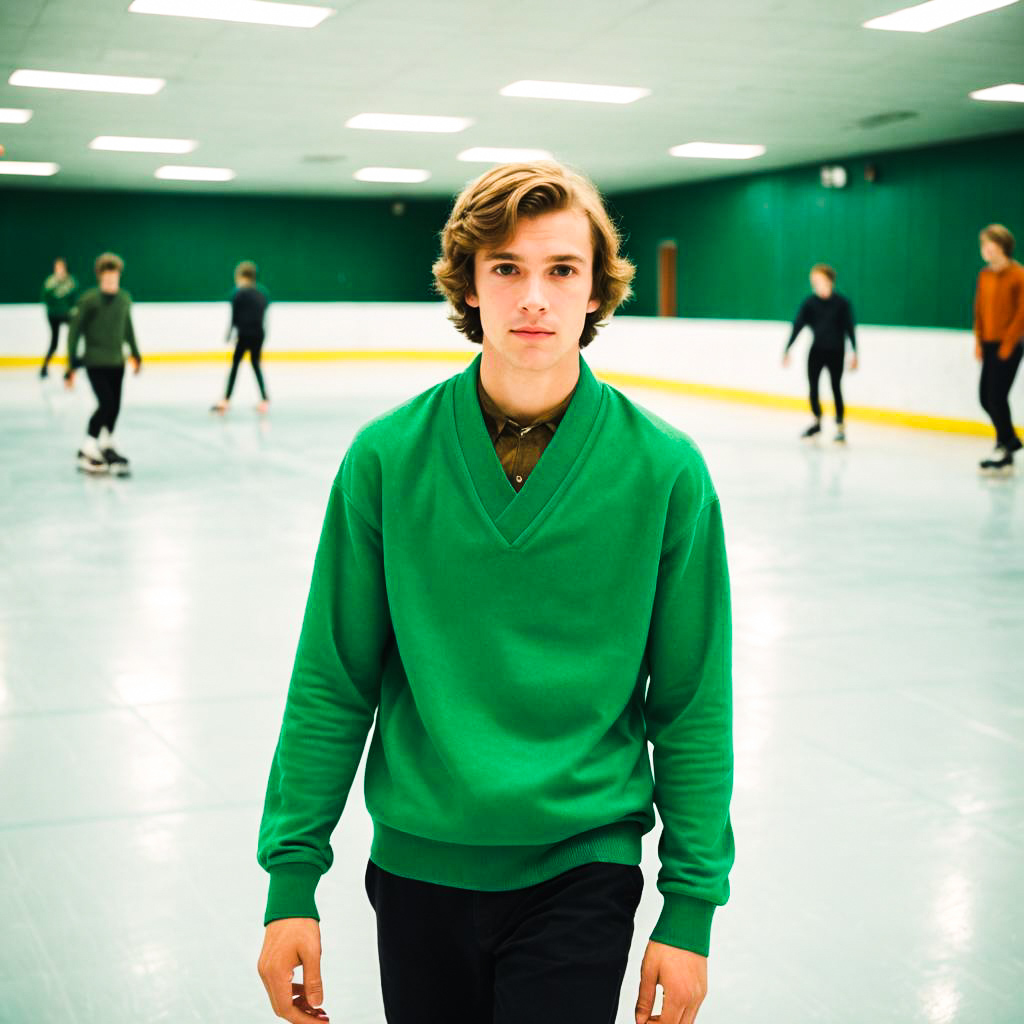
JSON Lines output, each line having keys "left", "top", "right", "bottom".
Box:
{"left": 353, "top": 167, "right": 431, "bottom": 183}
{"left": 670, "top": 142, "right": 766, "bottom": 160}
{"left": 457, "top": 147, "right": 555, "bottom": 163}
{"left": 9, "top": 69, "right": 165, "bottom": 94}
{"left": 346, "top": 113, "right": 472, "bottom": 133}
{"left": 0, "top": 161, "right": 59, "bottom": 176}
{"left": 128, "top": 0, "right": 333, "bottom": 29}
{"left": 0, "top": 108, "right": 33, "bottom": 124}
{"left": 500, "top": 80, "right": 651, "bottom": 104}
{"left": 155, "top": 165, "right": 235, "bottom": 181}
{"left": 863, "top": 0, "right": 1018, "bottom": 32}
{"left": 91, "top": 136, "right": 198, "bottom": 153}
{"left": 970, "top": 83, "right": 1024, "bottom": 102}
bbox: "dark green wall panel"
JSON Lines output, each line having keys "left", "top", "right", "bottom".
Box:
{"left": 611, "top": 131, "right": 1024, "bottom": 329}
{"left": 3, "top": 132, "right": 1021, "bottom": 328}
{"left": 0, "top": 188, "right": 453, "bottom": 303}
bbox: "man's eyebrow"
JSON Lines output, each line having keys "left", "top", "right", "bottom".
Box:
{"left": 481, "top": 251, "right": 586, "bottom": 263}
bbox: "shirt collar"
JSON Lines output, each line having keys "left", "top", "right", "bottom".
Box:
{"left": 477, "top": 375, "right": 576, "bottom": 441}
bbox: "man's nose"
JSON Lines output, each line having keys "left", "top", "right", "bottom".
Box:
{"left": 518, "top": 274, "right": 549, "bottom": 313}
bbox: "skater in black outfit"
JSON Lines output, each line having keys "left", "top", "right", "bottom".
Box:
{"left": 783, "top": 264, "right": 858, "bottom": 442}
{"left": 211, "top": 261, "right": 270, "bottom": 414}
{"left": 40, "top": 257, "right": 78, "bottom": 378}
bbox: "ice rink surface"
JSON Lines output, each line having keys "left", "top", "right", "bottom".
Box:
{"left": 1, "top": 356, "right": 1022, "bottom": 1023}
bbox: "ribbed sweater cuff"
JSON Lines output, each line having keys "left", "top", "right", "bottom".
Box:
{"left": 264, "top": 863, "right": 322, "bottom": 926}
{"left": 650, "top": 894, "right": 716, "bottom": 957}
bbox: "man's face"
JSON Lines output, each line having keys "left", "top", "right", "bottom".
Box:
{"left": 54, "top": 260, "right": 66, "bottom": 278}
{"left": 467, "top": 208, "right": 600, "bottom": 375}
{"left": 810, "top": 271, "right": 833, "bottom": 299}
{"left": 980, "top": 236, "right": 1006, "bottom": 268}
{"left": 99, "top": 270, "right": 120, "bottom": 294}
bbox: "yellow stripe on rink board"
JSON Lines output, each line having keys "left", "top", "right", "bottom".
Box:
{"left": 0, "top": 350, "right": 474, "bottom": 368}
{"left": 0, "top": 350, "right": 476, "bottom": 367}
{"left": 594, "top": 370, "right": 1012, "bottom": 439}
{"left": 2, "top": 349, "right": 1015, "bottom": 439}
{"left": 267, "top": 350, "right": 474, "bottom": 364}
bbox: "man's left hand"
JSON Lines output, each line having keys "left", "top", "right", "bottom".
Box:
{"left": 634, "top": 940, "right": 707, "bottom": 1024}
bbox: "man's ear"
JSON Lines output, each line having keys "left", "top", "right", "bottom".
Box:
{"left": 466, "top": 292, "right": 480, "bottom": 308}
{"left": 587, "top": 296, "right": 600, "bottom": 314}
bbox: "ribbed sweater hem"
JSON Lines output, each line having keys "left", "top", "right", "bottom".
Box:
{"left": 80, "top": 357, "right": 128, "bottom": 367}
{"left": 369, "top": 818, "right": 644, "bottom": 891}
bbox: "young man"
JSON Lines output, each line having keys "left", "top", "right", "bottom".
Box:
{"left": 65, "top": 252, "right": 141, "bottom": 475}
{"left": 783, "top": 263, "right": 858, "bottom": 442}
{"left": 211, "top": 260, "right": 270, "bottom": 415}
{"left": 256, "top": 163, "right": 735, "bottom": 1024}
{"left": 40, "top": 256, "right": 78, "bottom": 378}
{"left": 974, "top": 224, "right": 1024, "bottom": 474}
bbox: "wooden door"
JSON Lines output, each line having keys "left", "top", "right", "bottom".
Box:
{"left": 658, "top": 241, "right": 678, "bottom": 317}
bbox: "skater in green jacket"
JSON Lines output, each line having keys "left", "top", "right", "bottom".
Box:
{"left": 39, "top": 257, "right": 78, "bottom": 378}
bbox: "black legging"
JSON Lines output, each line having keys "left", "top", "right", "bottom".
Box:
{"left": 225, "top": 333, "right": 268, "bottom": 400}
{"left": 808, "top": 345, "right": 846, "bottom": 423}
{"left": 43, "top": 314, "right": 69, "bottom": 371}
{"left": 86, "top": 366, "right": 125, "bottom": 439}
{"left": 979, "top": 340, "right": 1023, "bottom": 449}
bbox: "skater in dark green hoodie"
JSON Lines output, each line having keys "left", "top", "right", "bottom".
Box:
{"left": 39, "top": 257, "right": 78, "bottom": 378}
{"left": 65, "top": 252, "right": 141, "bottom": 476}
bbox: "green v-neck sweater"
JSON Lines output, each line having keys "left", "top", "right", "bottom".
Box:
{"left": 258, "top": 354, "right": 734, "bottom": 956}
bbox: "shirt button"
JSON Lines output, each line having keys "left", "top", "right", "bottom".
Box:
{"left": 515, "top": 475, "right": 523, "bottom": 483}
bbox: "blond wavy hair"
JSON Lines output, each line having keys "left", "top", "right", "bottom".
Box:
{"left": 433, "top": 162, "right": 634, "bottom": 348}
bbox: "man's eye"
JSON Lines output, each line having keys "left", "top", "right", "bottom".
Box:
{"left": 551, "top": 265, "right": 576, "bottom": 277}
{"left": 493, "top": 264, "right": 518, "bottom": 276}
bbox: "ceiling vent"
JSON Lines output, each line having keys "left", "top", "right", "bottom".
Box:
{"left": 301, "top": 154, "right": 346, "bottom": 164}
{"left": 855, "top": 110, "right": 919, "bottom": 130}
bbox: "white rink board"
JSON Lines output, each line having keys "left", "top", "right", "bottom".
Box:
{"left": 1, "top": 301, "right": 1016, "bottom": 427}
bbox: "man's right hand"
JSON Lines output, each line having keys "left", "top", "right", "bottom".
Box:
{"left": 258, "top": 918, "right": 329, "bottom": 1022}
{"left": 64, "top": 370, "right": 75, "bottom": 390}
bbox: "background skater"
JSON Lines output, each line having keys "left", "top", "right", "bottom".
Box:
{"left": 783, "top": 263, "right": 858, "bottom": 443}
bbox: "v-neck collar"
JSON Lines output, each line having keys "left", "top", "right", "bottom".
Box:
{"left": 452, "top": 352, "right": 604, "bottom": 546}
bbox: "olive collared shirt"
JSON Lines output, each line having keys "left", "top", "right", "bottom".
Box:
{"left": 477, "top": 376, "right": 576, "bottom": 492}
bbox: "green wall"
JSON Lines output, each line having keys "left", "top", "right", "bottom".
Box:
{"left": 0, "top": 188, "right": 453, "bottom": 303}
{"left": 610, "top": 131, "right": 1024, "bottom": 329}
{"left": 2, "top": 131, "right": 1021, "bottom": 327}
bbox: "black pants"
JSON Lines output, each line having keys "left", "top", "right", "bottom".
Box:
{"left": 364, "top": 859, "right": 643, "bottom": 1024}
{"left": 86, "top": 366, "right": 125, "bottom": 438}
{"left": 225, "top": 332, "right": 267, "bottom": 400}
{"left": 43, "top": 314, "right": 69, "bottom": 371}
{"left": 808, "top": 345, "right": 846, "bottom": 423}
{"left": 979, "top": 341, "right": 1023, "bottom": 450}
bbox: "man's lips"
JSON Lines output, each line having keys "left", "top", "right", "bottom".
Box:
{"left": 511, "top": 327, "right": 555, "bottom": 336}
